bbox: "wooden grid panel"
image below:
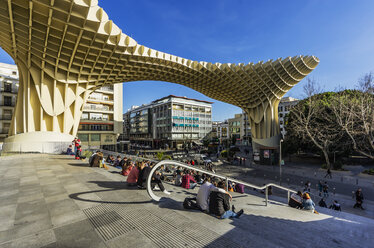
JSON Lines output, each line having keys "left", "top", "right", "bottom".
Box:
{"left": 0, "top": 0, "right": 318, "bottom": 141}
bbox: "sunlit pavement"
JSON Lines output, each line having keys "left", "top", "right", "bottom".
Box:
{"left": 0, "top": 154, "right": 373, "bottom": 248}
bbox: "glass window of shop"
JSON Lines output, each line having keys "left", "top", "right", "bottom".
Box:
{"left": 78, "top": 134, "right": 89, "bottom": 142}
{"left": 91, "top": 134, "right": 100, "bottom": 141}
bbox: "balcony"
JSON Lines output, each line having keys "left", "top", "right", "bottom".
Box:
{"left": 0, "top": 88, "right": 18, "bottom": 94}
{"left": 87, "top": 95, "right": 113, "bottom": 102}
{"left": 96, "top": 86, "right": 114, "bottom": 93}
{"left": 83, "top": 105, "right": 113, "bottom": 112}
{"left": 0, "top": 115, "right": 12, "bottom": 120}
{"left": 0, "top": 102, "right": 15, "bottom": 107}
{"left": 0, "top": 128, "right": 9, "bottom": 134}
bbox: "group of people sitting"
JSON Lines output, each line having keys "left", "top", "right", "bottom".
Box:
{"left": 84, "top": 152, "right": 247, "bottom": 220}
{"left": 318, "top": 198, "right": 342, "bottom": 211}
{"left": 289, "top": 190, "right": 342, "bottom": 213}
{"left": 66, "top": 144, "right": 86, "bottom": 160}
{"left": 195, "top": 177, "right": 244, "bottom": 219}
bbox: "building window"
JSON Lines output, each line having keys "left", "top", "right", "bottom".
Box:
{"left": 78, "top": 134, "right": 89, "bottom": 142}
{"left": 3, "top": 96, "right": 12, "bottom": 106}
{"left": 81, "top": 113, "right": 89, "bottom": 120}
{"left": 91, "top": 134, "right": 100, "bottom": 141}
{"left": 4, "top": 83, "right": 11, "bottom": 92}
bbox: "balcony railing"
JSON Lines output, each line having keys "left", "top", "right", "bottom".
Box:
{"left": 87, "top": 96, "right": 113, "bottom": 102}
{"left": 0, "top": 128, "right": 9, "bottom": 134}
{"left": 98, "top": 86, "right": 114, "bottom": 92}
{"left": 0, "top": 88, "right": 18, "bottom": 94}
{"left": 0, "top": 115, "right": 12, "bottom": 120}
{"left": 0, "top": 102, "right": 15, "bottom": 107}
{"left": 83, "top": 105, "right": 113, "bottom": 112}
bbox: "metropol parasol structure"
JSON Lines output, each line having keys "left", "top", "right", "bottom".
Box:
{"left": 0, "top": 0, "right": 319, "bottom": 153}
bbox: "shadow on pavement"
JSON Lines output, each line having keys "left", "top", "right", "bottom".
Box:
{"left": 68, "top": 162, "right": 88, "bottom": 167}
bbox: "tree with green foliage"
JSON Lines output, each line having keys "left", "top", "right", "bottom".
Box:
{"left": 286, "top": 79, "right": 342, "bottom": 169}
{"left": 156, "top": 152, "right": 171, "bottom": 161}
{"left": 330, "top": 73, "right": 374, "bottom": 160}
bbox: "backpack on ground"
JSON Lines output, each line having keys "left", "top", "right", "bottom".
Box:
{"left": 183, "top": 197, "right": 200, "bottom": 210}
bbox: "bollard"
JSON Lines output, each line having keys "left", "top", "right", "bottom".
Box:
{"left": 356, "top": 179, "right": 358, "bottom": 185}
{"left": 265, "top": 186, "right": 268, "bottom": 206}
{"left": 314, "top": 172, "right": 316, "bottom": 177}
{"left": 287, "top": 178, "right": 290, "bottom": 185}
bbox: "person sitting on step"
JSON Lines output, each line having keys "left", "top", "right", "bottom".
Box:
{"left": 209, "top": 181, "right": 243, "bottom": 219}
{"left": 289, "top": 191, "right": 303, "bottom": 209}
{"left": 182, "top": 170, "right": 197, "bottom": 189}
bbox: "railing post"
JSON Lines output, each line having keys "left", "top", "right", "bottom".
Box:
{"left": 287, "top": 190, "right": 290, "bottom": 201}
{"left": 265, "top": 186, "right": 268, "bottom": 206}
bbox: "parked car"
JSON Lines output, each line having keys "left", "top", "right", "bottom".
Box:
{"left": 194, "top": 154, "right": 211, "bottom": 164}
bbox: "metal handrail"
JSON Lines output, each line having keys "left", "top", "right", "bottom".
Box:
{"left": 93, "top": 149, "right": 297, "bottom": 206}
{"left": 146, "top": 159, "right": 296, "bottom": 205}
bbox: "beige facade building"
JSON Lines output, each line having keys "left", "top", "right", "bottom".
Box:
{"left": 278, "top": 97, "right": 299, "bottom": 138}
{"left": 78, "top": 84, "right": 123, "bottom": 151}
{"left": 0, "top": 63, "right": 18, "bottom": 145}
{"left": 211, "top": 121, "right": 229, "bottom": 146}
{"left": 228, "top": 114, "right": 242, "bottom": 145}
{"left": 0, "top": 0, "right": 318, "bottom": 153}
{"left": 240, "top": 112, "right": 251, "bottom": 146}
{"left": 0, "top": 63, "right": 123, "bottom": 150}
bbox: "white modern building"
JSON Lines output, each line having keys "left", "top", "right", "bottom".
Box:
{"left": 123, "top": 95, "right": 213, "bottom": 149}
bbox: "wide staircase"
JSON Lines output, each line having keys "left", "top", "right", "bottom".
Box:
{"left": 0, "top": 153, "right": 372, "bottom": 247}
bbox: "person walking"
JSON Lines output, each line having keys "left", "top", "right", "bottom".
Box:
{"left": 324, "top": 168, "right": 332, "bottom": 179}
{"left": 318, "top": 181, "right": 323, "bottom": 197}
{"left": 323, "top": 182, "right": 329, "bottom": 198}
{"left": 353, "top": 188, "right": 364, "bottom": 210}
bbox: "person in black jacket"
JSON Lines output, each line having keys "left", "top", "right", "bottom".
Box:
{"left": 209, "top": 181, "right": 243, "bottom": 219}
{"left": 353, "top": 188, "right": 364, "bottom": 210}
{"left": 137, "top": 164, "right": 170, "bottom": 195}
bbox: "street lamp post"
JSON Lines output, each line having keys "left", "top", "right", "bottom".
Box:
{"left": 279, "top": 139, "right": 284, "bottom": 185}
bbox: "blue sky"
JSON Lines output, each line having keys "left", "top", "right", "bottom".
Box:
{"left": 1, "top": 0, "right": 374, "bottom": 121}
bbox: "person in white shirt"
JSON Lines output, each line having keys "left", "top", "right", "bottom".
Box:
{"left": 196, "top": 177, "right": 216, "bottom": 212}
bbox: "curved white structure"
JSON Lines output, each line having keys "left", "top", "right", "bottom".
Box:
{"left": 0, "top": 0, "right": 319, "bottom": 152}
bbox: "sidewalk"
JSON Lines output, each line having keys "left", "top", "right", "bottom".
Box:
{"left": 214, "top": 163, "right": 374, "bottom": 220}
{"left": 234, "top": 149, "right": 374, "bottom": 188}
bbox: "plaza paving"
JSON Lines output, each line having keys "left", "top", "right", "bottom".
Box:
{"left": 0, "top": 154, "right": 373, "bottom": 248}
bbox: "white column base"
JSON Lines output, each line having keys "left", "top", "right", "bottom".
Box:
{"left": 2, "top": 132, "right": 75, "bottom": 154}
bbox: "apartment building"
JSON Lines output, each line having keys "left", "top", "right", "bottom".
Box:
{"left": 0, "top": 63, "right": 18, "bottom": 145}
{"left": 123, "top": 95, "right": 213, "bottom": 149}
{"left": 211, "top": 121, "right": 229, "bottom": 146}
{"left": 278, "top": 97, "right": 299, "bottom": 137}
{"left": 228, "top": 113, "right": 242, "bottom": 145}
{"left": 77, "top": 84, "right": 123, "bottom": 151}
{"left": 240, "top": 111, "right": 251, "bottom": 145}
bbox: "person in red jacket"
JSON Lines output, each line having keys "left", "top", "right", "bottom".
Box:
{"left": 182, "top": 170, "right": 197, "bottom": 189}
